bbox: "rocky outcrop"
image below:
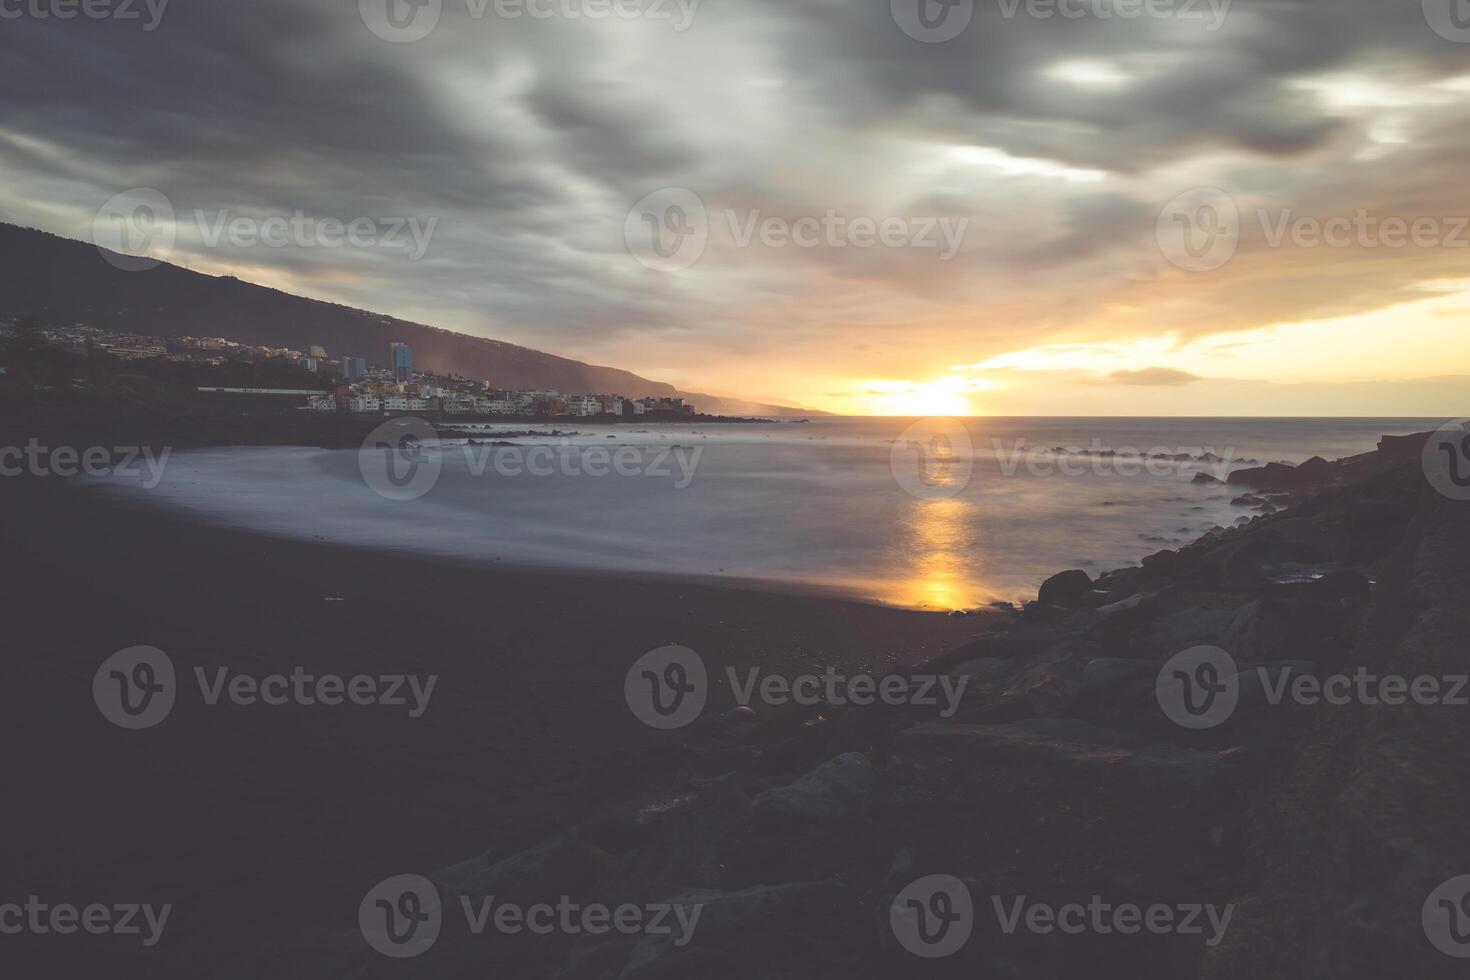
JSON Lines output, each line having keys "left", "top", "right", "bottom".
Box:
{"left": 346, "top": 430, "right": 1463, "bottom": 980}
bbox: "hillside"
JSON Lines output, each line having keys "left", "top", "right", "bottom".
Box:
{"left": 0, "top": 224, "right": 813, "bottom": 416}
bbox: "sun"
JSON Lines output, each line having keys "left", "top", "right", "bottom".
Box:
{"left": 857, "top": 377, "right": 991, "bottom": 416}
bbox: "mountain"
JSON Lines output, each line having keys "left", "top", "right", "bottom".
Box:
{"left": 0, "top": 224, "right": 816, "bottom": 416}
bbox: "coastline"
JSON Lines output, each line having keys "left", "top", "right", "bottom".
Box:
{"left": 6, "top": 426, "right": 1466, "bottom": 978}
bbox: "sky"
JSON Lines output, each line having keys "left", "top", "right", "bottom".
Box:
{"left": 2, "top": 0, "right": 1469, "bottom": 416}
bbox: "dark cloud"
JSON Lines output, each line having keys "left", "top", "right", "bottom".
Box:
{"left": 0, "top": 0, "right": 1467, "bottom": 393}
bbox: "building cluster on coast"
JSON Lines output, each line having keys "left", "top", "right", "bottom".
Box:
{"left": 308, "top": 340, "right": 693, "bottom": 418}
{"left": 1, "top": 319, "right": 694, "bottom": 419}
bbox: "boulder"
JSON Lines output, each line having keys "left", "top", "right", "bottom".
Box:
{"left": 1038, "top": 569, "right": 1093, "bottom": 606}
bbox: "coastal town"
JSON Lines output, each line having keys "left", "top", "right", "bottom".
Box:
{"left": 2, "top": 317, "right": 696, "bottom": 419}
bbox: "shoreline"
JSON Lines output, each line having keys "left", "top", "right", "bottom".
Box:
{"left": 5, "top": 426, "right": 1460, "bottom": 978}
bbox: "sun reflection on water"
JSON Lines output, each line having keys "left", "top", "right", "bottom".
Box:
{"left": 878, "top": 496, "right": 999, "bottom": 611}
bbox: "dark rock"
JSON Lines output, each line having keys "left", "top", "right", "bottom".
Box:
{"left": 433, "top": 834, "right": 613, "bottom": 903}
{"left": 893, "top": 719, "right": 1250, "bottom": 793}
{"left": 750, "top": 752, "right": 876, "bottom": 824}
{"left": 1038, "top": 568, "right": 1093, "bottom": 606}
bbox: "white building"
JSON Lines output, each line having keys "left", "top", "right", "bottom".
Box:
{"left": 566, "top": 395, "right": 601, "bottom": 416}
{"left": 442, "top": 394, "right": 478, "bottom": 415}
{"left": 350, "top": 394, "right": 381, "bottom": 413}
{"left": 307, "top": 394, "right": 337, "bottom": 412}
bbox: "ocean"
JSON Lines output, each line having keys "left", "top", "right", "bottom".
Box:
{"left": 89, "top": 417, "right": 1445, "bottom": 610}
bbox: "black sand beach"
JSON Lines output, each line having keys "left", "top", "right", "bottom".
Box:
{"left": 0, "top": 474, "right": 982, "bottom": 977}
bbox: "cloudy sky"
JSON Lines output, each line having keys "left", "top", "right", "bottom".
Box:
{"left": 4, "top": 0, "right": 1470, "bottom": 415}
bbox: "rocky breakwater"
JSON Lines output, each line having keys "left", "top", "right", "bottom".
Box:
{"left": 323, "top": 430, "right": 1468, "bottom": 980}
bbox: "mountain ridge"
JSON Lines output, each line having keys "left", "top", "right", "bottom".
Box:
{"left": 0, "top": 223, "right": 817, "bottom": 416}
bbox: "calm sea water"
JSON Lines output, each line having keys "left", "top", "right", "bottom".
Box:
{"left": 91, "top": 417, "right": 1444, "bottom": 609}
